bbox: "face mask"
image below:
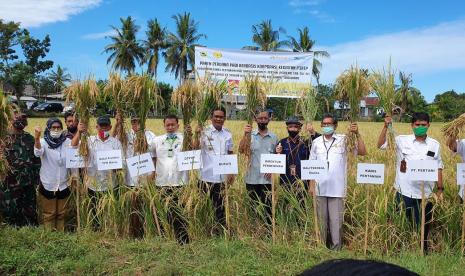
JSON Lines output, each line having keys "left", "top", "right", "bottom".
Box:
{"left": 50, "top": 130, "right": 63, "bottom": 139}
{"left": 13, "top": 119, "right": 27, "bottom": 130}
{"left": 167, "top": 133, "right": 177, "bottom": 139}
{"left": 288, "top": 130, "right": 299, "bottom": 138}
{"left": 257, "top": 123, "right": 268, "bottom": 130}
{"left": 413, "top": 126, "right": 428, "bottom": 136}
{"left": 68, "top": 125, "right": 77, "bottom": 133}
{"left": 322, "top": 126, "right": 335, "bottom": 135}
{"left": 98, "top": 130, "right": 110, "bottom": 140}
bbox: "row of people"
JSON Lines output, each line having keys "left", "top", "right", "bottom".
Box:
{"left": 0, "top": 109, "right": 459, "bottom": 251}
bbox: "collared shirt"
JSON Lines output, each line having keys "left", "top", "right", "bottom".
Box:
{"left": 278, "top": 134, "right": 321, "bottom": 185}
{"left": 245, "top": 130, "right": 279, "bottom": 185}
{"left": 86, "top": 136, "right": 122, "bottom": 191}
{"left": 200, "top": 125, "right": 234, "bottom": 183}
{"left": 455, "top": 139, "right": 465, "bottom": 198}
{"left": 125, "top": 130, "right": 157, "bottom": 187}
{"left": 381, "top": 134, "right": 443, "bottom": 199}
{"left": 310, "top": 133, "right": 348, "bottom": 198}
{"left": 34, "top": 138, "right": 71, "bottom": 191}
{"left": 153, "top": 132, "right": 188, "bottom": 187}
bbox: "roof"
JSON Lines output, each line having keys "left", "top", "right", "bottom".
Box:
{"left": 9, "top": 95, "right": 37, "bottom": 101}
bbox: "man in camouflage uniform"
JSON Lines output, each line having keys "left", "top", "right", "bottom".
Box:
{"left": 0, "top": 113, "right": 40, "bottom": 226}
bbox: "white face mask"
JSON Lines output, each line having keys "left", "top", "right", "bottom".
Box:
{"left": 50, "top": 130, "right": 63, "bottom": 139}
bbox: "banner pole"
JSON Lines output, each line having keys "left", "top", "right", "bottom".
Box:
{"left": 420, "top": 182, "right": 426, "bottom": 255}
{"left": 364, "top": 186, "right": 370, "bottom": 256}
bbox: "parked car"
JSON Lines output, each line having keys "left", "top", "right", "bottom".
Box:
{"left": 62, "top": 103, "right": 75, "bottom": 114}
{"left": 33, "top": 102, "right": 64, "bottom": 113}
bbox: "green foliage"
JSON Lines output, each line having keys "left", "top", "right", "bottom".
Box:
{"left": 432, "top": 90, "right": 465, "bottom": 121}
{"left": 243, "top": 19, "right": 286, "bottom": 51}
{"left": 144, "top": 19, "right": 167, "bottom": 77}
{"left": 266, "top": 97, "right": 298, "bottom": 121}
{"left": 158, "top": 82, "right": 174, "bottom": 115}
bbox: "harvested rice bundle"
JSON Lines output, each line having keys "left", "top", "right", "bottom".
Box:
{"left": 443, "top": 113, "right": 465, "bottom": 146}
{"left": 0, "top": 88, "right": 14, "bottom": 180}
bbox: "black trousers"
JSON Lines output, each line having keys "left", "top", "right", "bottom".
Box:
{"left": 396, "top": 192, "right": 433, "bottom": 252}
{"left": 199, "top": 181, "right": 226, "bottom": 230}
{"left": 246, "top": 184, "right": 272, "bottom": 226}
{"left": 159, "top": 186, "right": 189, "bottom": 244}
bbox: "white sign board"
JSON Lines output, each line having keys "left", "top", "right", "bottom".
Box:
{"left": 457, "top": 163, "right": 465, "bottom": 185}
{"left": 407, "top": 160, "right": 438, "bottom": 181}
{"left": 126, "top": 153, "right": 155, "bottom": 178}
{"left": 213, "top": 154, "right": 238, "bottom": 175}
{"left": 260, "top": 154, "right": 286, "bottom": 174}
{"left": 301, "top": 160, "right": 328, "bottom": 181}
{"left": 357, "top": 163, "right": 385, "bottom": 184}
{"left": 195, "top": 46, "right": 313, "bottom": 98}
{"left": 65, "top": 148, "right": 89, "bottom": 168}
{"left": 96, "top": 150, "right": 123, "bottom": 171}
{"left": 176, "top": 150, "right": 202, "bottom": 171}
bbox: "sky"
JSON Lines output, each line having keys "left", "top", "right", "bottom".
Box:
{"left": 1, "top": 0, "right": 465, "bottom": 102}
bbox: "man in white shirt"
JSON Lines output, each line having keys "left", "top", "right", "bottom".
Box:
{"left": 71, "top": 115, "right": 122, "bottom": 228}
{"left": 153, "top": 114, "right": 190, "bottom": 243}
{"left": 310, "top": 114, "right": 367, "bottom": 250}
{"left": 193, "top": 107, "right": 234, "bottom": 231}
{"left": 378, "top": 112, "right": 443, "bottom": 253}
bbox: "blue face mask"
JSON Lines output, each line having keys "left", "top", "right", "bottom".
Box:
{"left": 167, "top": 133, "right": 177, "bottom": 139}
{"left": 322, "top": 126, "right": 335, "bottom": 135}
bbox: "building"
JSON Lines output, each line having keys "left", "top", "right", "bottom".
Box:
{"left": 334, "top": 94, "right": 380, "bottom": 119}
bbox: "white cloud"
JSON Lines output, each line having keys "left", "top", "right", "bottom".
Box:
{"left": 0, "top": 0, "right": 102, "bottom": 28}
{"left": 319, "top": 20, "right": 465, "bottom": 83}
{"left": 289, "top": 0, "right": 334, "bottom": 23}
{"left": 289, "top": 0, "right": 321, "bottom": 7}
{"left": 81, "top": 29, "right": 116, "bottom": 40}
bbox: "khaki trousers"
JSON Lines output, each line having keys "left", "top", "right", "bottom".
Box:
{"left": 39, "top": 193, "right": 68, "bottom": 231}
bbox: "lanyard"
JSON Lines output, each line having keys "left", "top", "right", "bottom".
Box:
{"left": 323, "top": 137, "right": 336, "bottom": 167}
{"left": 287, "top": 137, "right": 302, "bottom": 166}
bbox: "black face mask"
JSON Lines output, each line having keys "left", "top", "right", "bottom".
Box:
{"left": 68, "top": 125, "right": 78, "bottom": 133}
{"left": 288, "top": 130, "right": 299, "bottom": 138}
{"left": 13, "top": 119, "right": 27, "bottom": 130}
{"left": 257, "top": 123, "right": 268, "bottom": 130}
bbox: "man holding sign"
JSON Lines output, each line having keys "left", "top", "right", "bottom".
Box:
{"left": 310, "top": 114, "right": 367, "bottom": 250}
{"left": 239, "top": 110, "right": 278, "bottom": 224}
{"left": 193, "top": 107, "right": 234, "bottom": 232}
{"left": 378, "top": 112, "right": 443, "bottom": 253}
{"left": 71, "top": 115, "right": 122, "bottom": 228}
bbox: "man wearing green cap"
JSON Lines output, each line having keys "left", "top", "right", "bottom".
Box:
{"left": 377, "top": 112, "right": 443, "bottom": 253}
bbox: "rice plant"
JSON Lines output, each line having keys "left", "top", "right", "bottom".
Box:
{"left": 171, "top": 80, "right": 201, "bottom": 151}
{"left": 0, "top": 88, "right": 14, "bottom": 181}
{"left": 64, "top": 77, "right": 100, "bottom": 157}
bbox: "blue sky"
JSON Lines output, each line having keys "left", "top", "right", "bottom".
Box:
{"left": 2, "top": 0, "right": 465, "bottom": 102}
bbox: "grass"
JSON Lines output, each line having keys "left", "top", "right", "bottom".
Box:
{"left": 4, "top": 118, "right": 465, "bottom": 274}
{"left": 1, "top": 226, "right": 463, "bottom": 275}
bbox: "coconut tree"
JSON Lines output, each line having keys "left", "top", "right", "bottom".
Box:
{"left": 287, "top": 27, "right": 329, "bottom": 85}
{"left": 396, "top": 71, "right": 412, "bottom": 120}
{"left": 144, "top": 19, "right": 167, "bottom": 78}
{"left": 164, "top": 12, "right": 206, "bottom": 82}
{"left": 104, "top": 16, "right": 144, "bottom": 75}
{"left": 48, "top": 65, "right": 71, "bottom": 93}
{"left": 243, "top": 19, "right": 286, "bottom": 51}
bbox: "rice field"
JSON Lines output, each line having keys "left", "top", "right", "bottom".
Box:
{"left": 22, "top": 118, "right": 465, "bottom": 256}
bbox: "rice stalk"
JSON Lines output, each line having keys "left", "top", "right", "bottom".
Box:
{"left": 370, "top": 60, "right": 396, "bottom": 160}
{"left": 0, "top": 88, "right": 14, "bottom": 181}
{"left": 240, "top": 74, "right": 268, "bottom": 162}
{"left": 171, "top": 80, "right": 201, "bottom": 151}
{"left": 335, "top": 65, "right": 370, "bottom": 161}
{"left": 126, "top": 73, "right": 161, "bottom": 154}
{"left": 442, "top": 113, "right": 465, "bottom": 145}
{"left": 104, "top": 73, "right": 131, "bottom": 155}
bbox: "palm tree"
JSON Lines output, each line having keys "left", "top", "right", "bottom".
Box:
{"left": 243, "top": 20, "right": 286, "bottom": 51}
{"left": 104, "top": 16, "right": 144, "bottom": 75}
{"left": 48, "top": 65, "right": 71, "bottom": 93}
{"left": 396, "top": 71, "right": 412, "bottom": 120}
{"left": 164, "top": 12, "right": 206, "bottom": 82}
{"left": 144, "top": 19, "right": 167, "bottom": 77}
{"left": 287, "top": 27, "right": 329, "bottom": 85}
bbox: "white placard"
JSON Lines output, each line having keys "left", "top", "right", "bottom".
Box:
{"left": 457, "top": 163, "right": 465, "bottom": 186}
{"left": 176, "top": 150, "right": 202, "bottom": 171}
{"left": 213, "top": 154, "right": 238, "bottom": 175}
{"left": 407, "top": 160, "right": 438, "bottom": 181}
{"left": 357, "top": 163, "right": 385, "bottom": 184}
{"left": 65, "top": 148, "right": 89, "bottom": 168}
{"left": 260, "top": 154, "right": 286, "bottom": 174}
{"left": 301, "top": 160, "right": 328, "bottom": 181}
{"left": 126, "top": 153, "right": 155, "bottom": 178}
{"left": 96, "top": 150, "right": 123, "bottom": 171}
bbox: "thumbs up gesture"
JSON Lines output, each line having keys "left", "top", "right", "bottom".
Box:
{"left": 34, "top": 126, "right": 42, "bottom": 139}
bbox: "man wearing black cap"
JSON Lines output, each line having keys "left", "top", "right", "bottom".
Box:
{"left": 276, "top": 116, "right": 320, "bottom": 189}
{"left": 71, "top": 115, "right": 122, "bottom": 227}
